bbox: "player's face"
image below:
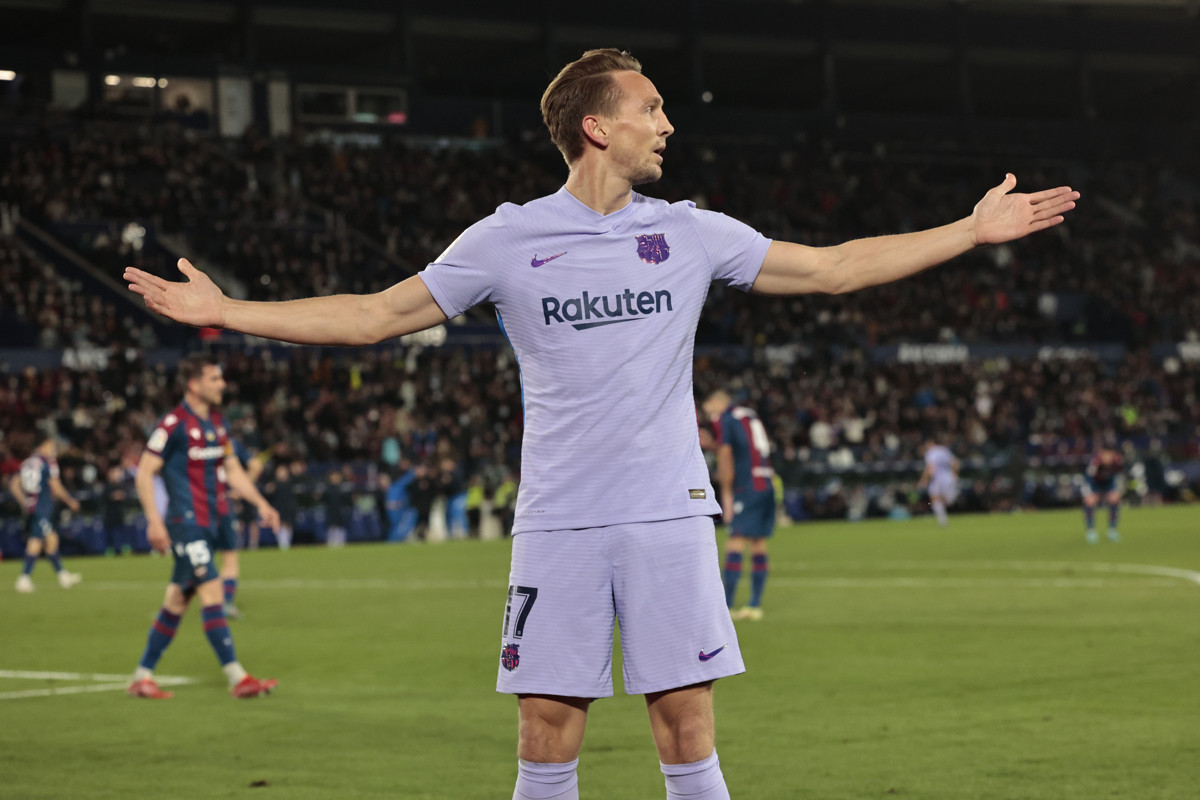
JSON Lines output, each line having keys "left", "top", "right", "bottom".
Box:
{"left": 603, "top": 71, "right": 673, "bottom": 186}
{"left": 190, "top": 365, "right": 227, "bottom": 406}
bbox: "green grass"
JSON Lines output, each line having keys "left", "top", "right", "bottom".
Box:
{"left": 3, "top": 505, "right": 1198, "bottom": 799}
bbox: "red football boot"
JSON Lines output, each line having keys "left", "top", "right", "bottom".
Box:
{"left": 230, "top": 675, "right": 278, "bottom": 698}
{"left": 127, "top": 678, "right": 174, "bottom": 699}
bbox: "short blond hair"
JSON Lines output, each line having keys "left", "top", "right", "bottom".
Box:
{"left": 541, "top": 48, "right": 643, "bottom": 164}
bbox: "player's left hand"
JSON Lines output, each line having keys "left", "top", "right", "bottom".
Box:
{"left": 971, "top": 174, "right": 1080, "bottom": 246}
{"left": 257, "top": 501, "right": 281, "bottom": 530}
{"left": 68, "top": 499, "right": 81, "bottom": 513}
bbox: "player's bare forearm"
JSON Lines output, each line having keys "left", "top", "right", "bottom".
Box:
{"left": 225, "top": 457, "right": 269, "bottom": 509}
{"left": 125, "top": 260, "right": 447, "bottom": 345}
{"left": 135, "top": 455, "right": 164, "bottom": 525}
{"left": 9, "top": 476, "right": 27, "bottom": 508}
{"left": 51, "top": 479, "right": 75, "bottom": 507}
{"left": 222, "top": 280, "right": 445, "bottom": 346}
{"left": 753, "top": 218, "right": 976, "bottom": 296}
{"left": 752, "top": 175, "right": 1078, "bottom": 297}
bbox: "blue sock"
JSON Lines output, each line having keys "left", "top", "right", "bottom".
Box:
{"left": 223, "top": 578, "right": 237, "bottom": 605}
{"left": 201, "top": 605, "right": 238, "bottom": 666}
{"left": 722, "top": 552, "right": 743, "bottom": 608}
{"left": 513, "top": 759, "right": 579, "bottom": 800}
{"left": 749, "top": 553, "right": 769, "bottom": 608}
{"left": 1084, "top": 505, "right": 1095, "bottom": 529}
{"left": 48, "top": 553, "right": 64, "bottom": 572}
{"left": 661, "top": 751, "right": 730, "bottom": 800}
{"left": 139, "top": 608, "right": 182, "bottom": 670}
{"left": 22, "top": 554, "right": 36, "bottom": 576}
{"left": 1108, "top": 504, "right": 1120, "bottom": 529}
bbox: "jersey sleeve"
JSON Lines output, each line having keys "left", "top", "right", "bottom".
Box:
{"left": 418, "top": 213, "right": 506, "bottom": 318}
{"left": 686, "top": 205, "right": 772, "bottom": 292}
{"left": 146, "top": 413, "right": 180, "bottom": 458}
{"left": 716, "top": 410, "right": 741, "bottom": 449}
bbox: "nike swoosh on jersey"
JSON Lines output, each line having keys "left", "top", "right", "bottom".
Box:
{"left": 698, "top": 645, "right": 727, "bottom": 662}
{"left": 530, "top": 251, "right": 567, "bottom": 268}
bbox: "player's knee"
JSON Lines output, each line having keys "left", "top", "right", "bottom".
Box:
{"left": 517, "top": 697, "right": 590, "bottom": 762}
{"left": 657, "top": 714, "right": 716, "bottom": 764}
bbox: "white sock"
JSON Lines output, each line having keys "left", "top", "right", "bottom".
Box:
{"left": 661, "top": 751, "right": 729, "bottom": 799}
{"left": 513, "top": 758, "right": 579, "bottom": 800}
{"left": 133, "top": 666, "right": 153, "bottom": 682}
{"left": 932, "top": 500, "right": 948, "bottom": 526}
{"left": 223, "top": 661, "right": 248, "bottom": 686}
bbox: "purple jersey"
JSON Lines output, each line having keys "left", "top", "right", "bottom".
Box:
{"left": 145, "top": 402, "right": 233, "bottom": 528}
{"left": 924, "top": 445, "right": 956, "bottom": 480}
{"left": 421, "top": 188, "right": 770, "bottom": 533}
{"left": 18, "top": 454, "right": 58, "bottom": 517}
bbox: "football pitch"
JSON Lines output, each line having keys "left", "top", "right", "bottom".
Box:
{"left": 3, "top": 505, "right": 1197, "bottom": 799}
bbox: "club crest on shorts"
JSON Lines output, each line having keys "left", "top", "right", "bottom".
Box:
{"left": 635, "top": 233, "right": 670, "bottom": 264}
{"left": 500, "top": 643, "right": 520, "bottom": 671}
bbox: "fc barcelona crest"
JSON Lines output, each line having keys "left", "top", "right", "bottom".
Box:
{"left": 635, "top": 233, "right": 670, "bottom": 265}
{"left": 501, "top": 643, "right": 520, "bottom": 671}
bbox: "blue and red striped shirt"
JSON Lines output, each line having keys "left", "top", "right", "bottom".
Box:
{"left": 18, "top": 454, "right": 59, "bottom": 517}
{"left": 713, "top": 404, "right": 774, "bottom": 498}
{"left": 145, "top": 401, "right": 232, "bottom": 528}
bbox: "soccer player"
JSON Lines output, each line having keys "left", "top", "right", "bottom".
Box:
{"left": 918, "top": 439, "right": 960, "bottom": 527}
{"left": 703, "top": 390, "right": 775, "bottom": 622}
{"left": 10, "top": 436, "right": 82, "bottom": 592}
{"left": 1083, "top": 445, "right": 1124, "bottom": 544}
{"left": 127, "top": 354, "right": 281, "bottom": 700}
{"left": 124, "top": 48, "right": 1079, "bottom": 799}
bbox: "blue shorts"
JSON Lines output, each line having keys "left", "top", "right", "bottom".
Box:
{"left": 498, "top": 516, "right": 745, "bottom": 698}
{"left": 1084, "top": 476, "right": 1122, "bottom": 497}
{"left": 168, "top": 522, "right": 220, "bottom": 591}
{"left": 25, "top": 515, "right": 53, "bottom": 539}
{"left": 730, "top": 491, "right": 776, "bottom": 539}
{"left": 213, "top": 516, "right": 239, "bottom": 552}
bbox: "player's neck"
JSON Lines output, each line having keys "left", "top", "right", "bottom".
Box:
{"left": 184, "top": 394, "right": 211, "bottom": 419}
{"left": 564, "top": 162, "right": 633, "bottom": 216}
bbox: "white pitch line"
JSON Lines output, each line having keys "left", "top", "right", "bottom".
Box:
{"left": 769, "top": 577, "right": 1180, "bottom": 589}
{"left": 776, "top": 561, "right": 1200, "bottom": 586}
{"left": 0, "top": 670, "right": 197, "bottom": 701}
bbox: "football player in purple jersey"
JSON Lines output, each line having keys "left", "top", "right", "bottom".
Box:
{"left": 125, "top": 48, "right": 1078, "bottom": 799}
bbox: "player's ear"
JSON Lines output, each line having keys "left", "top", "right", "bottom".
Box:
{"left": 581, "top": 114, "right": 608, "bottom": 149}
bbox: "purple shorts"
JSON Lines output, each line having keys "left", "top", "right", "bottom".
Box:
{"left": 496, "top": 515, "right": 745, "bottom": 698}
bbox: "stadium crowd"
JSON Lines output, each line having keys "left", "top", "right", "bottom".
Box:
{"left": 4, "top": 123, "right": 1198, "bottom": 345}
{"left": 2, "top": 120, "right": 1198, "bottom": 544}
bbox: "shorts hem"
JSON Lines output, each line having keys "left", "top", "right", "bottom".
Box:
{"left": 495, "top": 684, "right": 614, "bottom": 699}
{"left": 625, "top": 666, "right": 746, "bottom": 696}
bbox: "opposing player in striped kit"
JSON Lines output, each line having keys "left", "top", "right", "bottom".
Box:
{"left": 11, "top": 436, "right": 82, "bottom": 593}
{"left": 703, "top": 390, "right": 776, "bottom": 621}
{"left": 127, "top": 354, "right": 280, "bottom": 700}
{"left": 125, "top": 48, "right": 1079, "bottom": 799}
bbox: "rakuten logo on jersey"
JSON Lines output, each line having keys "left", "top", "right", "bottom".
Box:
{"left": 542, "top": 289, "right": 673, "bottom": 330}
{"left": 188, "top": 445, "right": 227, "bottom": 460}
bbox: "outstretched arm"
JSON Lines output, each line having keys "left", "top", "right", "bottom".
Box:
{"left": 751, "top": 174, "right": 1079, "bottom": 296}
{"left": 124, "top": 259, "right": 448, "bottom": 346}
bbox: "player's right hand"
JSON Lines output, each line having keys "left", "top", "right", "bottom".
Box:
{"left": 124, "top": 259, "right": 227, "bottom": 328}
{"left": 146, "top": 519, "right": 171, "bottom": 555}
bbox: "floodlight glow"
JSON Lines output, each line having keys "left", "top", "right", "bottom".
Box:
{"left": 105, "top": 75, "right": 121, "bottom": 86}
{"left": 131, "top": 77, "right": 156, "bottom": 88}
{"left": 0, "top": 71, "right": 16, "bottom": 81}
{"left": 157, "top": 78, "right": 168, "bottom": 88}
